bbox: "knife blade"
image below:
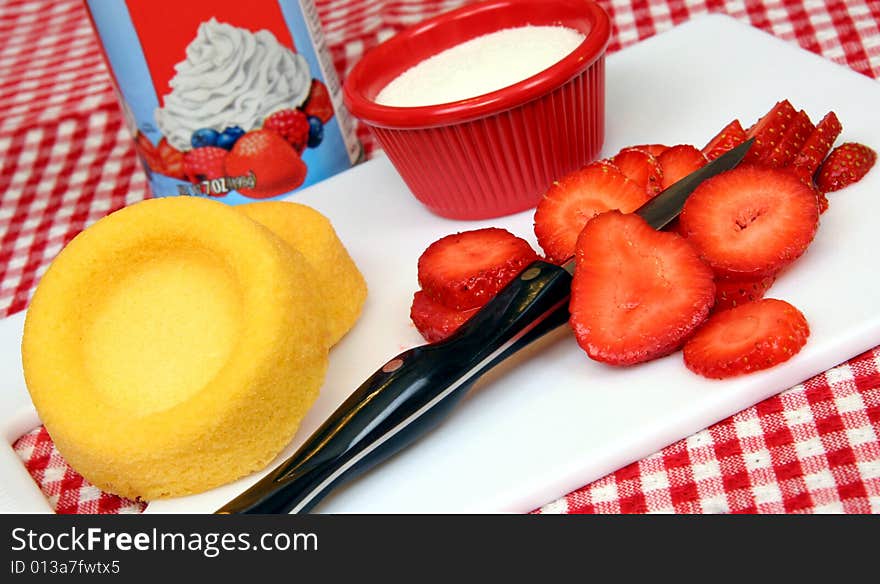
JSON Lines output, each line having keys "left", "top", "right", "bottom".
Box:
{"left": 560, "top": 137, "right": 754, "bottom": 275}
{"left": 216, "top": 138, "right": 754, "bottom": 515}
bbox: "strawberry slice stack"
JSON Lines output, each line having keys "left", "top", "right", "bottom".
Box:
{"left": 410, "top": 98, "right": 876, "bottom": 380}
{"left": 410, "top": 228, "right": 539, "bottom": 343}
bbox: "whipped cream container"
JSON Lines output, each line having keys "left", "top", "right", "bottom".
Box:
{"left": 85, "top": 0, "right": 361, "bottom": 203}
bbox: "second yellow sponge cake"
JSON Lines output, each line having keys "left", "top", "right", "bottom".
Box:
{"left": 238, "top": 201, "right": 367, "bottom": 345}
{"left": 22, "top": 197, "right": 331, "bottom": 500}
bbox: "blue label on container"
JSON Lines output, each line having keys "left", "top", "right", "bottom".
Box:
{"left": 85, "top": 0, "right": 360, "bottom": 204}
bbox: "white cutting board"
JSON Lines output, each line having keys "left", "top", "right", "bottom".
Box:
{"left": 1, "top": 14, "right": 879, "bottom": 514}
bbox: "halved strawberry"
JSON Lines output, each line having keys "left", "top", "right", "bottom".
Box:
{"left": 631, "top": 144, "right": 669, "bottom": 157}
{"left": 702, "top": 119, "right": 747, "bottom": 161}
{"left": 569, "top": 211, "right": 715, "bottom": 366}
{"left": 683, "top": 298, "right": 809, "bottom": 379}
{"left": 658, "top": 145, "right": 707, "bottom": 190}
{"left": 410, "top": 290, "right": 479, "bottom": 343}
{"left": 417, "top": 227, "right": 539, "bottom": 310}
{"left": 744, "top": 99, "right": 797, "bottom": 163}
{"left": 713, "top": 273, "right": 776, "bottom": 311}
{"left": 679, "top": 166, "right": 819, "bottom": 278}
{"left": 815, "top": 142, "right": 877, "bottom": 192}
{"left": 612, "top": 147, "right": 663, "bottom": 196}
{"left": 533, "top": 162, "right": 649, "bottom": 264}
{"left": 764, "top": 109, "right": 814, "bottom": 168}
{"left": 790, "top": 111, "right": 842, "bottom": 183}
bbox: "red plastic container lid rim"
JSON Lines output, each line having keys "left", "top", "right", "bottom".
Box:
{"left": 343, "top": 0, "right": 611, "bottom": 129}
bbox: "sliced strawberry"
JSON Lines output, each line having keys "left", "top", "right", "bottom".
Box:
{"left": 612, "top": 147, "right": 663, "bottom": 196}
{"left": 663, "top": 216, "right": 686, "bottom": 237}
{"left": 657, "top": 145, "right": 707, "bottom": 190}
{"left": 683, "top": 298, "right": 809, "bottom": 379}
{"left": 713, "top": 273, "right": 776, "bottom": 311}
{"left": 815, "top": 142, "right": 877, "bottom": 192}
{"left": 679, "top": 166, "right": 819, "bottom": 278}
{"left": 702, "top": 119, "right": 747, "bottom": 161}
{"left": 410, "top": 290, "right": 478, "bottom": 343}
{"left": 417, "top": 227, "right": 538, "bottom": 310}
{"left": 533, "top": 162, "right": 649, "bottom": 264}
{"left": 631, "top": 144, "right": 669, "bottom": 157}
{"left": 790, "top": 111, "right": 842, "bottom": 183}
{"left": 817, "top": 191, "right": 829, "bottom": 214}
{"left": 744, "top": 100, "right": 797, "bottom": 164}
{"left": 764, "top": 109, "right": 814, "bottom": 168}
{"left": 569, "top": 211, "right": 715, "bottom": 366}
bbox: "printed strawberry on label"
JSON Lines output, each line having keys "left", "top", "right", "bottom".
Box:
{"left": 134, "top": 132, "right": 163, "bottom": 173}
{"left": 157, "top": 138, "right": 185, "bottom": 180}
{"left": 303, "top": 79, "right": 334, "bottom": 123}
{"left": 224, "top": 129, "right": 307, "bottom": 199}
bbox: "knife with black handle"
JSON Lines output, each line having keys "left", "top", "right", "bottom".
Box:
{"left": 216, "top": 138, "right": 753, "bottom": 514}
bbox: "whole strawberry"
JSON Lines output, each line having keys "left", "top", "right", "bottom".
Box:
{"left": 263, "top": 109, "right": 310, "bottom": 153}
{"left": 815, "top": 142, "right": 877, "bottom": 192}
{"left": 183, "top": 146, "right": 228, "bottom": 184}
{"left": 225, "top": 129, "right": 307, "bottom": 199}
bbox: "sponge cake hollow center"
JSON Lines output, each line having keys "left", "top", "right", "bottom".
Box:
{"left": 83, "top": 248, "right": 242, "bottom": 415}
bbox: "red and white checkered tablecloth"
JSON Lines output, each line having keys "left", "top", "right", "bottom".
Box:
{"left": 2, "top": 0, "right": 879, "bottom": 514}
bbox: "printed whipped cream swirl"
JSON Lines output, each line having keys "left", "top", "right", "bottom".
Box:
{"left": 155, "top": 18, "right": 312, "bottom": 151}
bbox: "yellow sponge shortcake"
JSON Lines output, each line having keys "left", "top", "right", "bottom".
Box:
{"left": 22, "top": 197, "right": 330, "bottom": 501}
{"left": 238, "top": 201, "right": 367, "bottom": 345}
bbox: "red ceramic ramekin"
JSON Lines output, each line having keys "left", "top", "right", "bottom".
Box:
{"left": 343, "top": 0, "right": 611, "bottom": 220}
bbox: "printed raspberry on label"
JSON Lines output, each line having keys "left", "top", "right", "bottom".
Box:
{"left": 183, "top": 146, "right": 228, "bottom": 184}
{"left": 263, "top": 109, "right": 310, "bottom": 153}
